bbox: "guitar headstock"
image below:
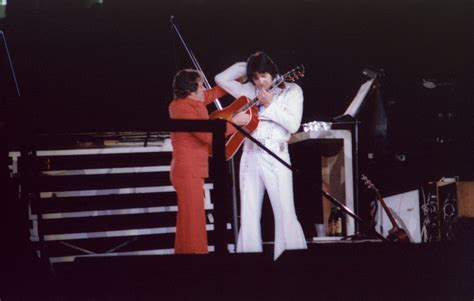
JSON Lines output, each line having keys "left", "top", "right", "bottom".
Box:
{"left": 283, "top": 65, "right": 305, "bottom": 82}
{"left": 361, "top": 174, "right": 377, "bottom": 192}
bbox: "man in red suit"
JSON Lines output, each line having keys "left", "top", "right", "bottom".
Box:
{"left": 169, "top": 69, "right": 248, "bottom": 254}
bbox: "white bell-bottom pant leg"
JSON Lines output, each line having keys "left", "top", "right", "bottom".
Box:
{"left": 236, "top": 150, "right": 265, "bottom": 253}
{"left": 236, "top": 146, "right": 307, "bottom": 259}
{"left": 259, "top": 149, "right": 308, "bottom": 260}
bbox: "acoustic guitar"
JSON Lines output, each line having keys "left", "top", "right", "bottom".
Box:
{"left": 361, "top": 174, "right": 411, "bottom": 243}
{"left": 210, "top": 65, "right": 305, "bottom": 160}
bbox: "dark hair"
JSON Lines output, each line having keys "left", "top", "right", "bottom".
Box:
{"left": 172, "top": 69, "right": 202, "bottom": 99}
{"left": 246, "top": 51, "right": 279, "bottom": 84}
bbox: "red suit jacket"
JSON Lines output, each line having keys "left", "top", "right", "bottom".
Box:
{"left": 169, "top": 86, "right": 232, "bottom": 177}
{"left": 168, "top": 86, "right": 232, "bottom": 254}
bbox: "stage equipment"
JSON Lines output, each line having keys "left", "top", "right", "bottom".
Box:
{"left": 418, "top": 179, "right": 474, "bottom": 243}
{"left": 375, "top": 189, "right": 421, "bottom": 243}
{"left": 289, "top": 128, "right": 354, "bottom": 237}
{"left": 296, "top": 69, "right": 379, "bottom": 235}
{"left": 362, "top": 174, "right": 410, "bottom": 242}
{"left": 332, "top": 67, "right": 383, "bottom": 232}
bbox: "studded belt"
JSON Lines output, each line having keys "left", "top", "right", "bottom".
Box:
{"left": 244, "top": 139, "right": 288, "bottom": 152}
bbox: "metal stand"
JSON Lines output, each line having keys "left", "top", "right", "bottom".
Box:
{"left": 229, "top": 158, "right": 240, "bottom": 245}
{"left": 330, "top": 119, "right": 362, "bottom": 234}
{"left": 320, "top": 188, "right": 386, "bottom": 241}
{"left": 353, "top": 117, "right": 360, "bottom": 232}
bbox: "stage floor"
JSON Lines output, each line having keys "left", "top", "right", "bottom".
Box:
{"left": 2, "top": 241, "right": 472, "bottom": 300}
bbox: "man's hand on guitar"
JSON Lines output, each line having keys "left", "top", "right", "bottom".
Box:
{"left": 257, "top": 89, "right": 273, "bottom": 107}
{"left": 231, "top": 112, "right": 250, "bottom": 126}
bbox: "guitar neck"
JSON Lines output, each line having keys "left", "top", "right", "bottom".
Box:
{"left": 376, "top": 191, "right": 399, "bottom": 228}
{"left": 236, "top": 81, "right": 283, "bottom": 114}
{"left": 235, "top": 65, "right": 305, "bottom": 115}
{"left": 239, "top": 97, "right": 258, "bottom": 113}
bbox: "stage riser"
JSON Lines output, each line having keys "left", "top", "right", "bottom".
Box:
{"left": 12, "top": 142, "right": 232, "bottom": 264}
{"left": 32, "top": 192, "right": 178, "bottom": 213}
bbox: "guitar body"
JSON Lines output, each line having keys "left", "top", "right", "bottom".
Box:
{"left": 209, "top": 96, "right": 250, "bottom": 121}
{"left": 209, "top": 96, "right": 259, "bottom": 160}
{"left": 387, "top": 227, "right": 410, "bottom": 243}
{"left": 387, "top": 227, "right": 410, "bottom": 242}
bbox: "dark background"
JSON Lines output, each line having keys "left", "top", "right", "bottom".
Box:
{"left": 0, "top": 3, "right": 472, "bottom": 297}
{"left": 1, "top": 0, "right": 473, "bottom": 189}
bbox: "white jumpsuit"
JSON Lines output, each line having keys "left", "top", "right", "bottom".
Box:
{"left": 215, "top": 62, "right": 307, "bottom": 260}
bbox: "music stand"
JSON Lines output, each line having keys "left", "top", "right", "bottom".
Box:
{"left": 332, "top": 68, "right": 379, "bottom": 236}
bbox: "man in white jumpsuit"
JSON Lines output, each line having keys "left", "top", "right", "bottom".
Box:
{"left": 215, "top": 52, "right": 307, "bottom": 260}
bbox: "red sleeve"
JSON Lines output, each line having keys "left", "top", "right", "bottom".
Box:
{"left": 203, "top": 86, "right": 227, "bottom": 106}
